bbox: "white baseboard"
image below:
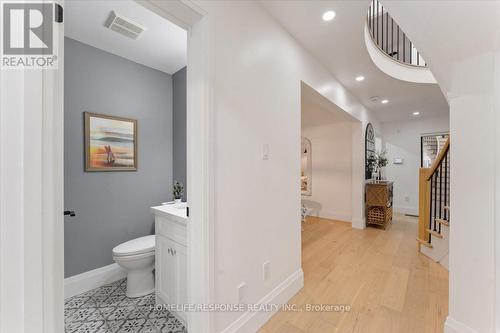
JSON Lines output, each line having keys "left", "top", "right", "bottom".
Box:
{"left": 444, "top": 316, "right": 478, "bottom": 333}
{"left": 393, "top": 206, "right": 418, "bottom": 216}
{"left": 302, "top": 205, "right": 351, "bottom": 224}
{"left": 317, "top": 211, "right": 351, "bottom": 223}
{"left": 351, "top": 218, "right": 365, "bottom": 229}
{"left": 65, "top": 263, "right": 126, "bottom": 299}
{"left": 221, "top": 269, "right": 304, "bottom": 333}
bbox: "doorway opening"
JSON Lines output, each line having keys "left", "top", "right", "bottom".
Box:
{"left": 262, "top": 83, "right": 449, "bottom": 333}
{"left": 58, "top": 1, "right": 212, "bottom": 332}
{"left": 63, "top": 1, "right": 188, "bottom": 331}
{"left": 420, "top": 133, "right": 449, "bottom": 168}
{"left": 300, "top": 82, "right": 360, "bottom": 225}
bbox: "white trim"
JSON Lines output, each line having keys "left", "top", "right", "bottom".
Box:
{"left": 220, "top": 269, "right": 304, "bottom": 333}
{"left": 352, "top": 122, "right": 365, "bottom": 229}
{"left": 0, "top": 1, "right": 65, "bottom": 332}
{"left": 444, "top": 316, "right": 479, "bottom": 333}
{"left": 17, "top": 0, "right": 214, "bottom": 332}
{"left": 315, "top": 211, "right": 352, "bottom": 223}
{"left": 351, "top": 218, "right": 366, "bottom": 230}
{"left": 302, "top": 205, "right": 352, "bottom": 223}
{"left": 0, "top": 58, "right": 26, "bottom": 333}
{"left": 393, "top": 206, "right": 419, "bottom": 216}
{"left": 64, "top": 264, "right": 126, "bottom": 299}
{"left": 42, "top": 13, "right": 65, "bottom": 331}
{"left": 135, "top": 2, "right": 214, "bottom": 332}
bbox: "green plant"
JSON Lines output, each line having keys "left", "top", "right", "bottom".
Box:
{"left": 376, "top": 150, "right": 389, "bottom": 168}
{"left": 172, "top": 181, "right": 184, "bottom": 200}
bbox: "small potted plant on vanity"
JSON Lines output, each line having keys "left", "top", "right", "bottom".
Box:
{"left": 172, "top": 181, "right": 184, "bottom": 203}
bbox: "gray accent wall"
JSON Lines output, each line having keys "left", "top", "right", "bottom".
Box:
{"left": 173, "top": 67, "right": 187, "bottom": 201}
{"left": 64, "top": 38, "right": 173, "bottom": 277}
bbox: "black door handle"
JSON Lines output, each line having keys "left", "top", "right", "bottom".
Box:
{"left": 64, "top": 210, "right": 76, "bottom": 216}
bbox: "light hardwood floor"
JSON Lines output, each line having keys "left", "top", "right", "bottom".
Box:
{"left": 259, "top": 214, "right": 448, "bottom": 333}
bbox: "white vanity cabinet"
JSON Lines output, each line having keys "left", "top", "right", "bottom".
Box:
{"left": 151, "top": 204, "right": 187, "bottom": 323}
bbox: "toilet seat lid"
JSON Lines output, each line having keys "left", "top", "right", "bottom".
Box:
{"left": 113, "top": 235, "right": 155, "bottom": 256}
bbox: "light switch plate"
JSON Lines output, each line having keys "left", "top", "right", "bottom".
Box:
{"left": 237, "top": 282, "right": 246, "bottom": 303}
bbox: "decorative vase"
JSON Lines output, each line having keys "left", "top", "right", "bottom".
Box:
{"left": 174, "top": 198, "right": 182, "bottom": 204}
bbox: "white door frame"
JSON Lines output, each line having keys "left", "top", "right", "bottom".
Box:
{"left": 0, "top": 0, "right": 65, "bottom": 330}
{"left": 140, "top": 1, "right": 216, "bottom": 332}
{"left": 0, "top": 0, "right": 214, "bottom": 332}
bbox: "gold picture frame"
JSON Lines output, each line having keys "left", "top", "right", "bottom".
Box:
{"left": 84, "top": 112, "right": 138, "bottom": 171}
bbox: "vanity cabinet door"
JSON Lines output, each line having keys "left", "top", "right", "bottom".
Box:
{"left": 156, "top": 234, "right": 176, "bottom": 305}
{"left": 173, "top": 242, "right": 187, "bottom": 321}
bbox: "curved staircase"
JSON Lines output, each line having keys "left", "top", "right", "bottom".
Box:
{"left": 364, "top": 0, "right": 436, "bottom": 84}
{"left": 416, "top": 138, "right": 450, "bottom": 269}
{"left": 367, "top": 0, "right": 426, "bottom": 67}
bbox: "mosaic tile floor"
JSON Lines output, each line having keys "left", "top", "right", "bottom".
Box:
{"left": 65, "top": 279, "right": 187, "bottom": 333}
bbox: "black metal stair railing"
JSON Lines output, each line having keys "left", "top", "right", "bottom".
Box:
{"left": 367, "top": 0, "right": 427, "bottom": 67}
{"left": 418, "top": 138, "right": 450, "bottom": 246}
{"left": 428, "top": 147, "right": 450, "bottom": 243}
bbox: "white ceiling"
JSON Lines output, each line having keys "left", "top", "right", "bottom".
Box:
{"left": 65, "top": 0, "right": 187, "bottom": 74}
{"left": 301, "top": 82, "right": 357, "bottom": 128}
{"left": 260, "top": 0, "right": 449, "bottom": 122}
{"left": 383, "top": 0, "right": 500, "bottom": 96}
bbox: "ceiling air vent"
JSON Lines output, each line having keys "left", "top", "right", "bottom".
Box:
{"left": 105, "top": 11, "right": 145, "bottom": 40}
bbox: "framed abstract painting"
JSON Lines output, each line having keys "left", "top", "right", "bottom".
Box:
{"left": 84, "top": 112, "right": 138, "bottom": 171}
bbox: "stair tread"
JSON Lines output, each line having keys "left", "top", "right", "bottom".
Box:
{"left": 435, "top": 218, "right": 450, "bottom": 226}
{"left": 426, "top": 229, "right": 443, "bottom": 238}
{"left": 416, "top": 238, "right": 433, "bottom": 248}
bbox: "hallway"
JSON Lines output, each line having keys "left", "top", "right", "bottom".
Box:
{"left": 260, "top": 215, "right": 448, "bottom": 333}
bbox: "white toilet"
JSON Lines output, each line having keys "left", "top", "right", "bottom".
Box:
{"left": 112, "top": 235, "right": 155, "bottom": 298}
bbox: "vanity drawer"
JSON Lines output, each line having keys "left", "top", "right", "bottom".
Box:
{"left": 155, "top": 216, "right": 187, "bottom": 246}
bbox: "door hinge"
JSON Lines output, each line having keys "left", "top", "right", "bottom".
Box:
{"left": 64, "top": 210, "right": 75, "bottom": 216}
{"left": 55, "top": 3, "right": 63, "bottom": 23}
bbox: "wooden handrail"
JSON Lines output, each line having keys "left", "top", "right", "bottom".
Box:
{"left": 425, "top": 138, "right": 450, "bottom": 181}
{"left": 418, "top": 168, "right": 431, "bottom": 243}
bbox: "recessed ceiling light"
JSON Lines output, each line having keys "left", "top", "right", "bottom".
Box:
{"left": 381, "top": 99, "right": 389, "bottom": 104}
{"left": 413, "top": 111, "right": 420, "bottom": 116}
{"left": 355, "top": 76, "right": 365, "bottom": 81}
{"left": 322, "top": 11, "right": 336, "bottom": 21}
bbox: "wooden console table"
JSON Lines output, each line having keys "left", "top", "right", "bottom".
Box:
{"left": 366, "top": 181, "right": 393, "bottom": 228}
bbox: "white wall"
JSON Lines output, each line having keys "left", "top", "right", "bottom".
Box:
{"left": 381, "top": 2, "right": 500, "bottom": 332}
{"left": 447, "top": 53, "right": 496, "bottom": 333}
{"left": 189, "top": 1, "right": 381, "bottom": 331}
{"left": 0, "top": 1, "right": 382, "bottom": 332}
{"left": 382, "top": 115, "right": 449, "bottom": 215}
{"left": 302, "top": 122, "right": 353, "bottom": 222}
